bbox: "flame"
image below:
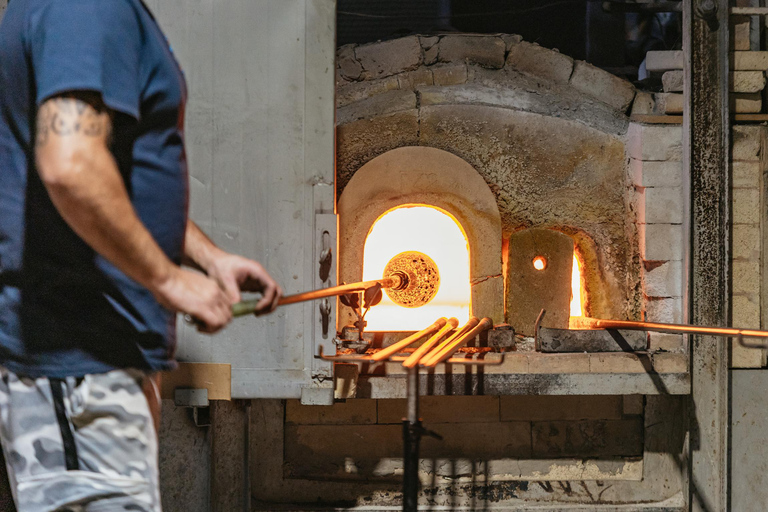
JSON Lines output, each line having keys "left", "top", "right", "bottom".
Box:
{"left": 570, "top": 254, "right": 583, "bottom": 318}
{"left": 362, "top": 205, "right": 471, "bottom": 331}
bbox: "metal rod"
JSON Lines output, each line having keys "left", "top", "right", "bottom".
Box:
{"left": 231, "top": 276, "right": 401, "bottom": 316}
{"left": 402, "top": 318, "right": 459, "bottom": 369}
{"left": 370, "top": 318, "right": 448, "bottom": 362}
{"left": 423, "top": 317, "right": 494, "bottom": 368}
{"left": 418, "top": 317, "right": 479, "bottom": 367}
{"left": 579, "top": 317, "right": 768, "bottom": 339}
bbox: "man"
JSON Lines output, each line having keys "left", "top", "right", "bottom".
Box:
{"left": 0, "top": 0, "right": 282, "bottom": 510}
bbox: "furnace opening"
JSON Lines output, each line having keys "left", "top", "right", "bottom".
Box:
{"left": 362, "top": 205, "right": 471, "bottom": 331}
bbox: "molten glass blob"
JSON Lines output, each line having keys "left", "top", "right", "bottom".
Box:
{"left": 363, "top": 206, "right": 471, "bottom": 331}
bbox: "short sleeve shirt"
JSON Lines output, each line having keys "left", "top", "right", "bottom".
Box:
{"left": 0, "top": 0, "right": 188, "bottom": 377}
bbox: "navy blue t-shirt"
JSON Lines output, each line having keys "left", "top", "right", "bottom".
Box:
{"left": 0, "top": 0, "right": 188, "bottom": 377}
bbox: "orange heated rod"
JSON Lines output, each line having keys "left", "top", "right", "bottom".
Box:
{"left": 231, "top": 276, "right": 403, "bottom": 317}
{"left": 418, "top": 317, "right": 479, "bottom": 366}
{"left": 580, "top": 317, "right": 768, "bottom": 339}
{"left": 402, "top": 318, "right": 460, "bottom": 368}
{"left": 422, "top": 317, "right": 494, "bottom": 367}
{"left": 370, "top": 318, "right": 448, "bottom": 362}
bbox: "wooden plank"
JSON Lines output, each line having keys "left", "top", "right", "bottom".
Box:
{"left": 161, "top": 362, "right": 231, "bottom": 400}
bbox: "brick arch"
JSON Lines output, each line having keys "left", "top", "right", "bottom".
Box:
{"left": 337, "top": 146, "right": 504, "bottom": 329}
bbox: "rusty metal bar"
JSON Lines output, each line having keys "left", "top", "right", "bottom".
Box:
{"left": 422, "top": 317, "right": 493, "bottom": 368}
{"left": 370, "top": 318, "right": 448, "bottom": 362}
{"left": 231, "top": 275, "right": 401, "bottom": 316}
{"left": 315, "top": 346, "right": 505, "bottom": 366}
{"left": 401, "top": 318, "right": 459, "bottom": 368}
{"left": 686, "top": 0, "right": 731, "bottom": 508}
{"left": 579, "top": 317, "right": 768, "bottom": 339}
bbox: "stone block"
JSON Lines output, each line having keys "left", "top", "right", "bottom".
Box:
{"left": 652, "top": 353, "right": 688, "bottom": 373}
{"left": 733, "top": 188, "right": 760, "bottom": 224}
{"left": 733, "top": 294, "right": 760, "bottom": 329}
{"left": 733, "top": 259, "right": 761, "bottom": 296}
{"left": 732, "top": 71, "right": 766, "bottom": 93}
{"left": 732, "top": 93, "right": 762, "bottom": 113}
{"left": 499, "top": 395, "right": 622, "bottom": 421}
{"left": 639, "top": 224, "right": 683, "bottom": 261}
{"left": 590, "top": 353, "right": 651, "bottom": 373}
{"left": 337, "top": 44, "right": 363, "bottom": 81}
{"left": 733, "top": 224, "right": 761, "bottom": 261}
{"left": 500, "top": 33, "right": 523, "bottom": 51}
{"left": 629, "top": 159, "right": 683, "bottom": 188}
{"left": 654, "top": 93, "right": 683, "bottom": 115}
{"left": 336, "top": 76, "right": 399, "bottom": 107}
{"left": 431, "top": 64, "right": 468, "bottom": 86}
{"left": 731, "top": 341, "right": 764, "bottom": 369}
{"left": 733, "top": 161, "right": 761, "bottom": 188}
{"left": 649, "top": 333, "right": 685, "bottom": 352}
{"left": 631, "top": 91, "right": 655, "bottom": 115}
{"left": 731, "top": 16, "right": 751, "bottom": 51}
{"left": 419, "top": 35, "right": 439, "bottom": 50}
{"left": 527, "top": 353, "right": 590, "bottom": 373}
{"left": 643, "top": 261, "right": 683, "bottom": 297}
{"left": 626, "top": 123, "right": 683, "bottom": 161}
{"left": 645, "top": 50, "right": 683, "bottom": 71}
{"left": 437, "top": 35, "right": 506, "bottom": 69}
{"left": 733, "top": 51, "right": 768, "bottom": 70}
{"left": 285, "top": 398, "right": 376, "bottom": 425}
{"left": 733, "top": 125, "right": 763, "bottom": 161}
{"left": 355, "top": 36, "right": 422, "bottom": 79}
{"left": 377, "top": 396, "right": 500, "bottom": 424}
{"left": 420, "top": 422, "right": 532, "bottom": 459}
{"left": 396, "top": 68, "right": 433, "bottom": 89}
{"left": 662, "top": 70, "right": 683, "bottom": 92}
{"left": 424, "top": 44, "right": 439, "bottom": 66}
{"left": 645, "top": 296, "right": 683, "bottom": 324}
{"left": 531, "top": 419, "right": 644, "bottom": 457}
{"left": 623, "top": 395, "right": 644, "bottom": 415}
{"left": 569, "top": 60, "right": 636, "bottom": 111}
{"left": 506, "top": 41, "right": 574, "bottom": 83}
{"left": 636, "top": 187, "right": 684, "bottom": 224}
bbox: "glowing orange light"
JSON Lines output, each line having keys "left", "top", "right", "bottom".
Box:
{"left": 362, "top": 206, "right": 471, "bottom": 331}
{"left": 532, "top": 256, "right": 547, "bottom": 271}
{"left": 570, "top": 254, "right": 583, "bottom": 318}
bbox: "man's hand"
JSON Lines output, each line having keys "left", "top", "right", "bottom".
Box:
{"left": 206, "top": 253, "right": 282, "bottom": 315}
{"left": 182, "top": 222, "right": 282, "bottom": 315}
{"left": 154, "top": 267, "right": 232, "bottom": 333}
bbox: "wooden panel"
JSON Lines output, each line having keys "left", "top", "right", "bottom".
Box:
{"left": 161, "top": 362, "right": 231, "bottom": 400}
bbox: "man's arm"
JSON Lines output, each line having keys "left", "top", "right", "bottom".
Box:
{"left": 183, "top": 221, "right": 282, "bottom": 314}
{"left": 35, "top": 92, "right": 232, "bottom": 332}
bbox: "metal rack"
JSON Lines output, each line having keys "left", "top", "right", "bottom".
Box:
{"left": 319, "top": 316, "right": 502, "bottom": 512}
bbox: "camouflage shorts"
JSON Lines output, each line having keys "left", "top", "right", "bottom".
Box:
{"left": 0, "top": 367, "right": 161, "bottom": 512}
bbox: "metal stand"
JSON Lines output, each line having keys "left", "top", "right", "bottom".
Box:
{"left": 317, "top": 317, "right": 499, "bottom": 512}
{"left": 402, "top": 366, "right": 441, "bottom": 512}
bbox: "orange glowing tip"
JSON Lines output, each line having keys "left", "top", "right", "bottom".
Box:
{"left": 532, "top": 256, "right": 547, "bottom": 271}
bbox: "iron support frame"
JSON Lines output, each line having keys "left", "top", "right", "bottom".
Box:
{"left": 684, "top": 0, "right": 731, "bottom": 510}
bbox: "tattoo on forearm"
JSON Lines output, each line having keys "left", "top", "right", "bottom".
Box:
{"left": 36, "top": 94, "right": 110, "bottom": 147}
